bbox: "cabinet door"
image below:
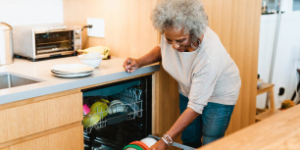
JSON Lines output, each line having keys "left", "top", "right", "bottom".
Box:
{"left": 0, "top": 109, "right": 8, "bottom": 143}
{"left": 6, "top": 124, "right": 83, "bottom": 150}
{"left": 0, "top": 92, "right": 83, "bottom": 143}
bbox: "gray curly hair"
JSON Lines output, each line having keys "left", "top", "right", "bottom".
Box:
{"left": 151, "top": 0, "right": 208, "bottom": 42}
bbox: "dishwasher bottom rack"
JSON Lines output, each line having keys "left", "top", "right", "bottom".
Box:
{"left": 84, "top": 100, "right": 143, "bottom": 133}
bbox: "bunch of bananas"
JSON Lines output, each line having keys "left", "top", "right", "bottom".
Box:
{"left": 77, "top": 46, "right": 110, "bottom": 59}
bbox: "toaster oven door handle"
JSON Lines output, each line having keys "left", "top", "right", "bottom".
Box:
{"left": 49, "top": 26, "right": 67, "bottom": 31}
{"left": 44, "top": 26, "right": 67, "bottom": 37}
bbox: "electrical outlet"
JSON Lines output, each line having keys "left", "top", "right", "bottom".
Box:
{"left": 87, "top": 18, "right": 105, "bottom": 37}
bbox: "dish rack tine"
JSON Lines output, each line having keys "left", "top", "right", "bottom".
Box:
{"left": 134, "top": 90, "right": 137, "bottom": 100}
{"left": 138, "top": 89, "right": 142, "bottom": 100}
{"left": 137, "top": 100, "right": 143, "bottom": 117}
{"left": 85, "top": 126, "right": 93, "bottom": 133}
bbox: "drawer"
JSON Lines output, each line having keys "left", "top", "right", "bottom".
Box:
{"left": 2, "top": 124, "right": 83, "bottom": 150}
{"left": 0, "top": 92, "right": 82, "bottom": 143}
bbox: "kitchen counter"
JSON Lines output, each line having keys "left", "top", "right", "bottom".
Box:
{"left": 0, "top": 56, "right": 160, "bottom": 105}
{"left": 198, "top": 104, "right": 300, "bottom": 150}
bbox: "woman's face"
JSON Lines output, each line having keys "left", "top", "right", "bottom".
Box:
{"left": 164, "top": 27, "right": 192, "bottom": 52}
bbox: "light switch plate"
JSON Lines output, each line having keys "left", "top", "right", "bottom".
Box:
{"left": 87, "top": 18, "right": 105, "bottom": 37}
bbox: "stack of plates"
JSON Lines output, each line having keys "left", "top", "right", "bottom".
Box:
{"left": 51, "top": 63, "right": 94, "bottom": 78}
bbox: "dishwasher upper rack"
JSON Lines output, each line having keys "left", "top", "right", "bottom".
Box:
{"left": 84, "top": 88, "right": 144, "bottom": 133}
{"left": 111, "top": 88, "right": 143, "bottom": 118}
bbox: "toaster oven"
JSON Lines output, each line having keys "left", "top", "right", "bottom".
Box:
{"left": 13, "top": 24, "right": 82, "bottom": 61}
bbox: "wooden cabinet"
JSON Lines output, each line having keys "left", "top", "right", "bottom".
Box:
{"left": 2, "top": 124, "right": 83, "bottom": 150}
{"left": 0, "top": 90, "right": 83, "bottom": 149}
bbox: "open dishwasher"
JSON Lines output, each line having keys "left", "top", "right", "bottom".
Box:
{"left": 81, "top": 75, "right": 152, "bottom": 150}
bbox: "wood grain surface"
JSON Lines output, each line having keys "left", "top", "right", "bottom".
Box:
{"left": 202, "top": 0, "right": 261, "bottom": 134}
{"left": 63, "top": 0, "right": 158, "bottom": 59}
{"left": 0, "top": 92, "right": 82, "bottom": 143}
{"left": 3, "top": 123, "right": 83, "bottom": 150}
{"left": 198, "top": 104, "right": 300, "bottom": 150}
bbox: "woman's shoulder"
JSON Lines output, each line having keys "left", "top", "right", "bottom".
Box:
{"left": 201, "top": 27, "right": 227, "bottom": 55}
{"left": 203, "top": 27, "right": 222, "bottom": 44}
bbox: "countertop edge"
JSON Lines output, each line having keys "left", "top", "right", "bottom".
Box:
{"left": 0, "top": 63, "right": 160, "bottom": 105}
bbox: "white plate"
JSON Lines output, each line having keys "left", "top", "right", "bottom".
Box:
{"left": 51, "top": 63, "right": 94, "bottom": 74}
{"left": 52, "top": 72, "right": 92, "bottom": 78}
{"left": 140, "top": 137, "right": 157, "bottom": 148}
{"left": 110, "top": 100, "right": 123, "bottom": 106}
{"left": 51, "top": 69, "right": 93, "bottom": 75}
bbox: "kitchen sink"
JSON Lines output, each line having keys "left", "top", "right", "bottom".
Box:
{"left": 0, "top": 72, "right": 43, "bottom": 90}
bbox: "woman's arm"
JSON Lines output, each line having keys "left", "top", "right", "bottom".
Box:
{"left": 123, "top": 46, "right": 161, "bottom": 72}
{"left": 150, "top": 108, "right": 199, "bottom": 150}
{"left": 138, "top": 46, "right": 162, "bottom": 67}
{"left": 168, "top": 108, "right": 200, "bottom": 139}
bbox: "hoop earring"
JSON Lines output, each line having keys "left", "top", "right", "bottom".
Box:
{"left": 191, "top": 39, "right": 201, "bottom": 50}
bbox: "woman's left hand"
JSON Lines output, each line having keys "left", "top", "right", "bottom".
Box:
{"left": 149, "top": 139, "right": 169, "bottom": 150}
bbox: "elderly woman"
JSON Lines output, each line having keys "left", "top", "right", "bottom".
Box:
{"left": 123, "top": 0, "right": 241, "bottom": 149}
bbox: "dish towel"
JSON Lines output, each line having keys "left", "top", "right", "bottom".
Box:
{"left": 77, "top": 46, "right": 110, "bottom": 59}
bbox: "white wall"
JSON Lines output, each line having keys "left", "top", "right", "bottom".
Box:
{"left": 282, "top": 0, "right": 294, "bottom": 13}
{"left": 257, "top": 11, "right": 300, "bottom": 109}
{"left": 0, "top": 0, "right": 63, "bottom": 26}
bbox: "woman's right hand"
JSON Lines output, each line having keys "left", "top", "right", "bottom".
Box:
{"left": 123, "top": 58, "right": 141, "bottom": 73}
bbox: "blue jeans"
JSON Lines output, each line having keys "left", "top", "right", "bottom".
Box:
{"left": 179, "top": 94, "right": 234, "bottom": 148}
